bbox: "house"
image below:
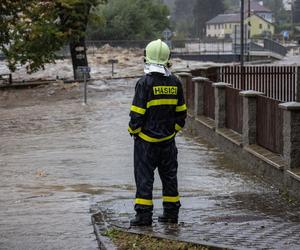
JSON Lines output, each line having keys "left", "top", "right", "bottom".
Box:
{"left": 206, "top": 13, "right": 275, "bottom": 39}
{"left": 206, "top": 14, "right": 240, "bottom": 38}
{"left": 244, "top": 0, "right": 273, "bottom": 23}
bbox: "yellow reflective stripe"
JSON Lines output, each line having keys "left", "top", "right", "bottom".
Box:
{"left": 131, "top": 105, "right": 146, "bottom": 115}
{"left": 128, "top": 126, "right": 141, "bottom": 134}
{"left": 176, "top": 104, "right": 187, "bottom": 112}
{"left": 175, "top": 124, "right": 182, "bottom": 132}
{"left": 135, "top": 198, "right": 153, "bottom": 206}
{"left": 147, "top": 99, "right": 178, "bottom": 108}
{"left": 138, "top": 132, "right": 176, "bottom": 143}
{"left": 163, "top": 196, "right": 180, "bottom": 203}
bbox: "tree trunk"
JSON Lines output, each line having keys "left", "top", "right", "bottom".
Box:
{"left": 57, "top": 1, "right": 92, "bottom": 80}
{"left": 70, "top": 37, "right": 89, "bottom": 80}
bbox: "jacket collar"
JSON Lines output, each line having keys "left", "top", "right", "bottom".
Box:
{"left": 144, "top": 63, "right": 171, "bottom": 76}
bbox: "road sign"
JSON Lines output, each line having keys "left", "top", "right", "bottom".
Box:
{"left": 76, "top": 66, "right": 90, "bottom": 105}
{"left": 108, "top": 59, "right": 119, "bottom": 64}
{"left": 77, "top": 66, "right": 91, "bottom": 74}
{"left": 108, "top": 59, "right": 118, "bottom": 76}
{"left": 162, "top": 28, "right": 172, "bottom": 40}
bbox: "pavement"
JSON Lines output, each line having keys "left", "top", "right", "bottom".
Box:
{"left": 1, "top": 78, "right": 300, "bottom": 250}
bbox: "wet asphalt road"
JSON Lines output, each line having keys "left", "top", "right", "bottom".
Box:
{"left": 1, "top": 79, "right": 300, "bottom": 250}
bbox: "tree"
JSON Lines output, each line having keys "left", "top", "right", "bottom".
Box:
{"left": 223, "top": 0, "right": 239, "bottom": 12}
{"left": 87, "top": 0, "right": 170, "bottom": 40}
{"left": 294, "top": 0, "right": 300, "bottom": 24}
{"left": 171, "top": 0, "right": 225, "bottom": 38}
{"left": 172, "top": 0, "right": 196, "bottom": 38}
{"left": 193, "top": 0, "right": 225, "bottom": 38}
{"left": 0, "top": 0, "right": 105, "bottom": 79}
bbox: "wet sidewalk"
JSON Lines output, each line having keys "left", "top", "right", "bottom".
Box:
{"left": 1, "top": 79, "right": 300, "bottom": 250}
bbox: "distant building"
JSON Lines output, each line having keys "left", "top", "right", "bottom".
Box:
{"left": 206, "top": 13, "right": 275, "bottom": 39}
{"left": 206, "top": 14, "right": 240, "bottom": 38}
{"left": 244, "top": 0, "right": 273, "bottom": 23}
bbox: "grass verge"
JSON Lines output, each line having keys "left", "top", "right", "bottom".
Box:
{"left": 104, "top": 228, "right": 210, "bottom": 250}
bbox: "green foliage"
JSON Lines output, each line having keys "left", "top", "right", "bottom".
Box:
{"left": 263, "top": 0, "right": 287, "bottom": 25}
{"left": 223, "top": 0, "right": 239, "bottom": 12}
{"left": 172, "top": 0, "right": 225, "bottom": 38}
{"left": 87, "top": 0, "right": 170, "bottom": 40}
{"left": 0, "top": 0, "right": 105, "bottom": 73}
{"left": 2, "top": 1, "right": 62, "bottom": 72}
{"left": 172, "top": 0, "right": 195, "bottom": 37}
{"left": 193, "top": 0, "right": 225, "bottom": 37}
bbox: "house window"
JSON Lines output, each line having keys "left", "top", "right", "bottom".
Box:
{"left": 259, "top": 23, "right": 263, "bottom": 29}
{"left": 268, "top": 24, "right": 271, "bottom": 29}
{"left": 229, "top": 24, "right": 232, "bottom": 29}
{"left": 214, "top": 24, "right": 217, "bottom": 29}
{"left": 225, "top": 24, "right": 227, "bottom": 29}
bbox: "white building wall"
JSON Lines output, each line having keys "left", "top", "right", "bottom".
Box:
{"left": 206, "top": 24, "right": 225, "bottom": 38}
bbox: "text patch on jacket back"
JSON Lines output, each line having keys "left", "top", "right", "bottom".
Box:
{"left": 153, "top": 86, "right": 178, "bottom": 95}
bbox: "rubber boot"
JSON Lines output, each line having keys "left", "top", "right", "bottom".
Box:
{"left": 130, "top": 211, "right": 153, "bottom": 226}
{"left": 158, "top": 209, "right": 178, "bottom": 224}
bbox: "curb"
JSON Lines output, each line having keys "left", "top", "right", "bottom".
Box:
{"left": 91, "top": 211, "right": 249, "bottom": 250}
{"left": 91, "top": 215, "right": 117, "bottom": 250}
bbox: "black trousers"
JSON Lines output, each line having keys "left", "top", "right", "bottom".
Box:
{"left": 134, "top": 137, "right": 181, "bottom": 213}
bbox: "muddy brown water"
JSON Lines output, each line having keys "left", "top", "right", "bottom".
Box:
{"left": 1, "top": 79, "right": 300, "bottom": 250}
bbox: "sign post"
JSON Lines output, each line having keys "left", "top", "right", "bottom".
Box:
{"left": 162, "top": 28, "right": 173, "bottom": 49}
{"left": 77, "top": 66, "right": 91, "bottom": 104}
{"left": 108, "top": 59, "right": 119, "bottom": 76}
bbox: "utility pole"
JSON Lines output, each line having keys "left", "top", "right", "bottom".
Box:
{"left": 241, "top": 0, "right": 245, "bottom": 89}
{"left": 291, "top": 0, "right": 294, "bottom": 39}
{"left": 240, "top": 0, "right": 244, "bottom": 67}
{"left": 247, "top": 0, "right": 251, "bottom": 62}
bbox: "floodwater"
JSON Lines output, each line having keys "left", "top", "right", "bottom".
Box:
{"left": 1, "top": 79, "right": 300, "bottom": 250}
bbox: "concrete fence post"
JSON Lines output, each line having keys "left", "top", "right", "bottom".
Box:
{"left": 177, "top": 72, "right": 192, "bottom": 104}
{"left": 240, "top": 90, "right": 264, "bottom": 146}
{"left": 279, "top": 102, "right": 300, "bottom": 170}
{"left": 212, "top": 82, "right": 231, "bottom": 129}
{"left": 192, "top": 77, "right": 210, "bottom": 117}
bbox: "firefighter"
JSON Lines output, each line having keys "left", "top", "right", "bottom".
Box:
{"left": 128, "top": 39, "right": 187, "bottom": 226}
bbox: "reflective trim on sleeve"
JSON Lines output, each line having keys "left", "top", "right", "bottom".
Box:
{"left": 138, "top": 132, "right": 176, "bottom": 143}
{"left": 131, "top": 105, "right": 146, "bottom": 115}
{"left": 135, "top": 198, "right": 153, "bottom": 206}
{"left": 175, "top": 123, "right": 182, "bottom": 132}
{"left": 163, "top": 195, "right": 180, "bottom": 203}
{"left": 147, "top": 99, "right": 178, "bottom": 108}
{"left": 128, "top": 126, "right": 141, "bottom": 134}
{"left": 176, "top": 104, "right": 187, "bottom": 112}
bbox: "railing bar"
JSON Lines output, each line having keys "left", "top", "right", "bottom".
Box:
{"left": 285, "top": 66, "right": 288, "bottom": 102}
{"left": 263, "top": 66, "right": 267, "bottom": 95}
{"left": 289, "top": 66, "right": 292, "bottom": 101}
{"left": 271, "top": 66, "right": 274, "bottom": 99}
{"left": 294, "top": 66, "right": 297, "bottom": 101}
{"left": 283, "top": 66, "right": 286, "bottom": 102}
{"left": 275, "top": 66, "right": 278, "bottom": 100}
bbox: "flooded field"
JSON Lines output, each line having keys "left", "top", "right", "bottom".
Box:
{"left": 1, "top": 79, "right": 300, "bottom": 249}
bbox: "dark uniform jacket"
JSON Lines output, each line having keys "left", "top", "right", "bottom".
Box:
{"left": 128, "top": 72, "right": 187, "bottom": 143}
